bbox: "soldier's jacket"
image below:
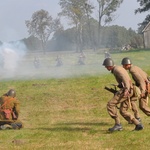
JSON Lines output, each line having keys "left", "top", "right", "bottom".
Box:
{"left": 111, "top": 66, "right": 132, "bottom": 91}
{"left": 129, "top": 65, "right": 149, "bottom": 93}
{"left": 0, "top": 94, "right": 20, "bottom": 122}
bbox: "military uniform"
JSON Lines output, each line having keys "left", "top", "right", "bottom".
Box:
{"left": 103, "top": 58, "right": 143, "bottom": 131}
{"left": 0, "top": 92, "right": 23, "bottom": 129}
{"left": 56, "top": 56, "right": 63, "bottom": 67}
{"left": 129, "top": 65, "right": 150, "bottom": 116}
{"left": 34, "top": 57, "right": 40, "bottom": 68}
{"left": 108, "top": 66, "right": 141, "bottom": 127}
{"left": 78, "top": 53, "right": 85, "bottom": 65}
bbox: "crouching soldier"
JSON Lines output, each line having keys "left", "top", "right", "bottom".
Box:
{"left": 0, "top": 89, "right": 23, "bottom": 130}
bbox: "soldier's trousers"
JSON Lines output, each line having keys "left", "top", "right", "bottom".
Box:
{"left": 0, "top": 119, "right": 23, "bottom": 129}
{"left": 131, "top": 100, "right": 140, "bottom": 119}
{"left": 107, "top": 89, "right": 140, "bottom": 125}
{"left": 139, "top": 92, "right": 150, "bottom": 116}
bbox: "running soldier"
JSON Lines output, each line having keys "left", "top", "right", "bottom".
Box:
{"left": 121, "top": 57, "right": 150, "bottom": 119}
{"left": 103, "top": 58, "right": 143, "bottom": 132}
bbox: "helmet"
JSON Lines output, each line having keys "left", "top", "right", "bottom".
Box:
{"left": 7, "top": 89, "right": 16, "bottom": 97}
{"left": 103, "top": 58, "right": 114, "bottom": 66}
{"left": 121, "top": 57, "right": 132, "bottom": 65}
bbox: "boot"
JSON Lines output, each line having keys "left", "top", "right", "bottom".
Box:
{"left": 133, "top": 124, "right": 143, "bottom": 131}
{"left": 11, "top": 123, "right": 22, "bottom": 129}
{"left": 108, "top": 124, "right": 123, "bottom": 132}
{"left": 0, "top": 124, "right": 12, "bottom": 130}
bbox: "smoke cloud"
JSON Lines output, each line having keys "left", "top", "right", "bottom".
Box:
{"left": 0, "top": 42, "right": 105, "bottom": 80}
{"left": 0, "top": 41, "right": 26, "bottom": 79}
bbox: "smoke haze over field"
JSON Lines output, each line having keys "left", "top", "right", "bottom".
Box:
{"left": 1, "top": 42, "right": 149, "bottom": 81}
{"left": 0, "top": 43, "right": 105, "bottom": 80}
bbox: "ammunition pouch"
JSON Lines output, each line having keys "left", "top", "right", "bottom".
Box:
{"left": 133, "top": 85, "right": 141, "bottom": 98}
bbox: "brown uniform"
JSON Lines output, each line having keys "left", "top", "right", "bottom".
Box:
{"left": 108, "top": 66, "right": 140, "bottom": 125}
{"left": 0, "top": 94, "right": 23, "bottom": 128}
{"left": 129, "top": 65, "right": 150, "bottom": 116}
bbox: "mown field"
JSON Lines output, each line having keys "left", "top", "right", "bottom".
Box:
{"left": 0, "top": 49, "right": 150, "bottom": 150}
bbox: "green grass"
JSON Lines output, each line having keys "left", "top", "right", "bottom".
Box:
{"left": 0, "top": 50, "right": 150, "bottom": 149}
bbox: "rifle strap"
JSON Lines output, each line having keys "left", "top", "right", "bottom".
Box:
{"left": 146, "top": 96, "right": 148, "bottom": 105}
{"left": 128, "top": 97, "right": 132, "bottom": 109}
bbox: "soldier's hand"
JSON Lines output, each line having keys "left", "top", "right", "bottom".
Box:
{"left": 140, "top": 92, "right": 145, "bottom": 98}
{"left": 123, "top": 89, "right": 130, "bottom": 97}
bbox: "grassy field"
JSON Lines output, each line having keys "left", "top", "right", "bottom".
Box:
{"left": 0, "top": 50, "right": 150, "bottom": 149}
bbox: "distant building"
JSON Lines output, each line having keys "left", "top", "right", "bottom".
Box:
{"left": 142, "top": 22, "right": 150, "bottom": 48}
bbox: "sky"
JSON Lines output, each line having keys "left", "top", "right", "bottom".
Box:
{"left": 0, "top": 0, "right": 148, "bottom": 43}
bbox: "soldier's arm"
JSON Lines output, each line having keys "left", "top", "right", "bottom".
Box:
{"left": 130, "top": 70, "right": 146, "bottom": 92}
{"left": 13, "top": 99, "right": 20, "bottom": 118}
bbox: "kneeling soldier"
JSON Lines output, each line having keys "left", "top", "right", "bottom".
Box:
{"left": 0, "top": 89, "right": 23, "bottom": 130}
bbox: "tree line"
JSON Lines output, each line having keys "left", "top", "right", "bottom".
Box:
{"left": 2, "top": 0, "right": 149, "bottom": 52}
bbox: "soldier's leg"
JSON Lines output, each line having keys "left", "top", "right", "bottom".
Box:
{"left": 0, "top": 120, "right": 23, "bottom": 130}
{"left": 131, "top": 100, "right": 141, "bottom": 122}
{"left": 10, "top": 120, "right": 23, "bottom": 129}
{"left": 139, "top": 93, "right": 150, "bottom": 116}
{"left": 107, "top": 93, "right": 123, "bottom": 131}
{"left": 120, "top": 100, "right": 143, "bottom": 131}
{"left": 131, "top": 86, "right": 141, "bottom": 122}
{"left": 119, "top": 101, "right": 130, "bottom": 122}
{"left": 131, "top": 100, "right": 140, "bottom": 118}
{"left": 107, "top": 96, "right": 120, "bottom": 125}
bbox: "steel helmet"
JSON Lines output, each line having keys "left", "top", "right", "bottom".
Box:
{"left": 7, "top": 89, "right": 16, "bottom": 97}
{"left": 103, "top": 58, "right": 114, "bottom": 66}
{"left": 121, "top": 57, "right": 132, "bottom": 65}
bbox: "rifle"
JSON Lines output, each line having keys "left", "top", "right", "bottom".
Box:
{"left": 104, "top": 86, "right": 118, "bottom": 94}
{"left": 104, "top": 86, "right": 120, "bottom": 109}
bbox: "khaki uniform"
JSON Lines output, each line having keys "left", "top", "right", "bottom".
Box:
{"left": 107, "top": 66, "right": 140, "bottom": 125}
{"left": 0, "top": 94, "right": 23, "bottom": 128}
{"left": 129, "top": 65, "right": 150, "bottom": 116}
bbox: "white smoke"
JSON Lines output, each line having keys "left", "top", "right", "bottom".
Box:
{"left": 0, "top": 41, "right": 26, "bottom": 78}
{"left": 0, "top": 42, "right": 105, "bottom": 80}
{"left": 2, "top": 48, "right": 19, "bottom": 71}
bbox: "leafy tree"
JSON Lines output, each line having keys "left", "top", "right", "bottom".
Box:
{"left": 97, "top": 0, "right": 123, "bottom": 26}
{"left": 52, "top": 22, "right": 143, "bottom": 51}
{"left": 137, "top": 15, "right": 150, "bottom": 33}
{"left": 25, "top": 9, "right": 63, "bottom": 53}
{"left": 135, "top": 0, "right": 150, "bottom": 32}
{"left": 22, "top": 36, "right": 42, "bottom": 51}
{"left": 135, "top": 0, "right": 150, "bottom": 13}
{"left": 48, "top": 28, "right": 77, "bottom": 51}
{"left": 96, "top": 0, "right": 123, "bottom": 48}
{"left": 59, "top": 0, "right": 94, "bottom": 52}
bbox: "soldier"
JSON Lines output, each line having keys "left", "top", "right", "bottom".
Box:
{"left": 103, "top": 58, "right": 143, "bottom": 132}
{"left": 121, "top": 57, "right": 150, "bottom": 119}
{"left": 104, "top": 51, "right": 111, "bottom": 58}
{"left": 78, "top": 53, "right": 85, "bottom": 65}
{"left": 34, "top": 57, "right": 40, "bottom": 69}
{"left": 0, "top": 89, "right": 23, "bottom": 130}
{"left": 56, "top": 55, "right": 63, "bottom": 67}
